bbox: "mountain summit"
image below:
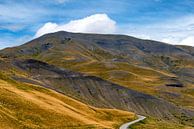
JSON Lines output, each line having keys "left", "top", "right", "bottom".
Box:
{"left": 0, "top": 31, "right": 194, "bottom": 128}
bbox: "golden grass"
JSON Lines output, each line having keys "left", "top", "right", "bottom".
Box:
{"left": 66, "top": 61, "right": 168, "bottom": 95}
{"left": 0, "top": 79, "right": 135, "bottom": 129}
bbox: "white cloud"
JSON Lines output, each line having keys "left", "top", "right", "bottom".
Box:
{"left": 119, "top": 15, "right": 194, "bottom": 46}
{"left": 35, "top": 13, "right": 194, "bottom": 47}
{"left": 180, "top": 36, "right": 194, "bottom": 46}
{"left": 35, "top": 13, "right": 116, "bottom": 37}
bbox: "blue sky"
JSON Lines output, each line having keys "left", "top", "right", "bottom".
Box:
{"left": 1, "top": 0, "right": 194, "bottom": 49}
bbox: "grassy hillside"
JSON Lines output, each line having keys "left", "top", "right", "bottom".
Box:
{"left": 42, "top": 33, "right": 194, "bottom": 110}
{"left": 1, "top": 31, "right": 194, "bottom": 128}
{"left": 0, "top": 73, "right": 135, "bottom": 129}
{"left": 0, "top": 67, "right": 193, "bottom": 129}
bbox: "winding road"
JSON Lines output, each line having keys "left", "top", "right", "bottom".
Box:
{"left": 119, "top": 115, "right": 146, "bottom": 129}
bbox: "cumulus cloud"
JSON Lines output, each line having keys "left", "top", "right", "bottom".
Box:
{"left": 35, "top": 13, "right": 116, "bottom": 37}
{"left": 35, "top": 13, "right": 194, "bottom": 46}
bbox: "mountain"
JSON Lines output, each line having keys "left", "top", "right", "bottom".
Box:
{"left": 0, "top": 31, "right": 194, "bottom": 128}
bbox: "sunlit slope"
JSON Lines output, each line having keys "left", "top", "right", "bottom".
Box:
{"left": 0, "top": 76, "right": 135, "bottom": 129}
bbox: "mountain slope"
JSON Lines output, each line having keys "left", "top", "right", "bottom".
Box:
{"left": 14, "top": 59, "right": 194, "bottom": 118}
{"left": 1, "top": 31, "right": 194, "bottom": 108}
{"left": 0, "top": 31, "right": 194, "bottom": 128}
{"left": 0, "top": 72, "right": 135, "bottom": 129}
